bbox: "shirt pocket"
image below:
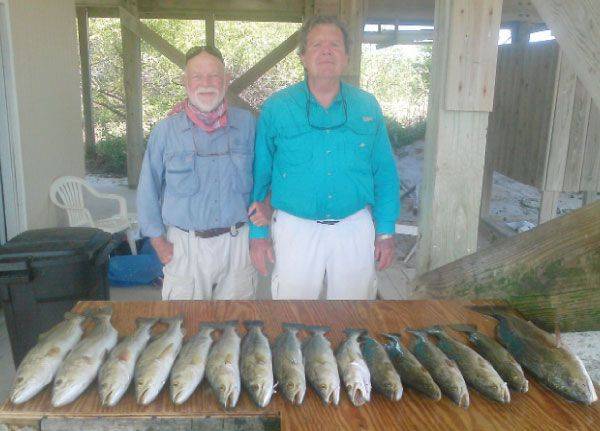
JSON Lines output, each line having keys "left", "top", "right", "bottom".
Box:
{"left": 345, "top": 121, "right": 378, "bottom": 172}
{"left": 228, "top": 137, "right": 253, "bottom": 194}
{"left": 165, "top": 151, "right": 200, "bottom": 197}
{"left": 275, "top": 125, "right": 314, "bottom": 174}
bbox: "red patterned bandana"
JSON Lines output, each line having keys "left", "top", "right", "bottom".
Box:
{"left": 168, "top": 98, "right": 228, "bottom": 133}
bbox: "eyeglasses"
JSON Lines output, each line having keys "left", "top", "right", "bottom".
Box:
{"left": 185, "top": 45, "right": 224, "bottom": 64}
{"left": 306, "top": 88, "right": 347, "bottom": 130}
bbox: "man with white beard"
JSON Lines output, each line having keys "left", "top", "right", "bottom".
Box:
{"left": 137, "top": 46, "right": 265, "bottom": 300}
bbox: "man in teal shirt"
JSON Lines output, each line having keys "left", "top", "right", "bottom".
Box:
{"left": 249, "top": 16, "right": 399, "bottom": 299}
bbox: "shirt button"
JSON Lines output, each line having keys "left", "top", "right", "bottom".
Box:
{"left": 325, "top": 150, "right": 332, "bottom": 155}
{"left": 327, "top": 172, "right": 332, "bottom": 176}
{"left": 282, "top": 172, "right": 287, "bottom": 178}
{"left": 359, "top": 142, "right": 366, "bottom": 148}
{"left": 328, "top": 194, "right": 333, "bottom": 199}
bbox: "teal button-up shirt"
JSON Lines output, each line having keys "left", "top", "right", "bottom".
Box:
{"left": 249, "top": 80, "right": 400, "bottom": 239}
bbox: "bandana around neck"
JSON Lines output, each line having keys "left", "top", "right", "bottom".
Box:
{"left": 168, "top": 98, "right": 228, "bottom": 133}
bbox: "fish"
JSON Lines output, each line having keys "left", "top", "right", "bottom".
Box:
{"left": 335, "top": 328, "right": 371, "bottom": 406}
{"left": 10, "top": 312, "right": 86, "bottom": 404}
{"left": 169, "top": 323, "right": 215, "bottom": 405}
{"left": 449, "top": 324, "right": 528, "bottom": 393}
{"left": 359, "top": 333, "right": 402, "bottom": 401}
{"left": 406, "top": 328, "right": 469, "bottom": 408}
{"left": 51, "top": 307, "right": 118, "bottom": 407}
{"left": 470, "top": 306, "right": 598, "bottom": 405}
{"left": 272, "top": 323, "right": 306, "bottom": 405}
{"left": 134, "top": 315, "right": 185, "bottom": 405}
{"left": 382, "top": 333, "right": 441, "bottom": 401}
{"left": 240, "top": 320, "right": 275, "bottom": 408}
{"left": 425, "top": 326, "right": 510, "bottom": 404}
{"left": 302, "top": 325, "right": 340, "bottom": 405}
{"left": 205, "top": 320, "right": 241, "bottom": 409}
{"left": 98, "top": 317, "right": 158, "bottom": 407}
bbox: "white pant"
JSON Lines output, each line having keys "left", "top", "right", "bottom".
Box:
{"left": 271, "top": 209, "right": 377, "bottom": 300}
{"left": 162, "top": 225, "right": 256, "bottom": 300}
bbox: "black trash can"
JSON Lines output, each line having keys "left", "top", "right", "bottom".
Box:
{"left": 0, "top": 227, "right": 117, "bottom": 366}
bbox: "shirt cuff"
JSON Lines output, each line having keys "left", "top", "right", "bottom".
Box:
{"left": 141, "top": 224, "right": 166, "bottom": 239}
{"left": 375, "top": 220, "right": 396, "bottom": 236}
{"left": 249, "top": 223, "right": 269, "bottom": 239}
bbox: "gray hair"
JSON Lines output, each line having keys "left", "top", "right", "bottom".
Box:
{"left": 297, "top": 15, "right": 351, "bottom": 56}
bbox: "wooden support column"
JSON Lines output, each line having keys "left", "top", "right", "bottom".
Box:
{"left": 76, "top": 7, "right": 95, "bottom": 156}
{"left": 583, "top": 191, "right": 599, "bottom": 205}
{"left": 313, "top": 0, "right": 339, "bottom": 16}
{"left": 206, "top": 14, "right": 215, "bottom": 47}
{"left": 539, "top": 190, "right": 560, "bottom": 223}
{"left": 417, "top": 0, "right": 503, "bottom": 275}
{"left": 120, "top": 0, "right": 144, "bottom": 188}
{"left": 339, "top": 0, "right": 364, "bottom": 87}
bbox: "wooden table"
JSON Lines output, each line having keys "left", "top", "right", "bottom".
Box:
{"left": 1, "top": 300, "right": 599, "bottom": 430}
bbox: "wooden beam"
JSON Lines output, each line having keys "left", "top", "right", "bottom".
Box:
{"left": 76, "top": 7, "right": 96, "bottom": 156}
{"left": 314, "top": 0, "right": 340, "bottom": 16}
{"left": 119, "top": 6, "right": 186, "bottom": 69}
{"left": 417, "top": 0, "right": 503, "bottom": 275}
{"left": 228, "top": 30, "right": 301, "bottom": 95}
{"left": 539, "top": 190, "right": 560, "bottom": 224}
{"left": 205, "top": 14, "right": 215, "bottom": 47}
{"left": 413, "top": 200, "right": 600, "bottom": 332}
{"left": 363, "top": 29, "right": 434, "bottom": 46}
{"left": 530, "top": 0, "right": 600, "bottom": 112}
{"left": 340, "top": 0, "right": 365, "bottom": 86}
{"left": 120, "top": 0, "right": 144, "bottom": 188}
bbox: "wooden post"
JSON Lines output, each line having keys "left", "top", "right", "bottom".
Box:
{"left": 206, "top": 14, "right": 215, "bottom": 47}
{"left": 417, "top": 0, "right": 503, "bottom": 275}
{"left": 339, "top": 0, "right": 364, "bottom": 87}
{"left": 583, "top": 191, "right": 599, "bottom": 205}
{"left": 539, "top": 190, "right": 560, "bottom": 223}
{"left": 313, "top": 0, "right": 339, "bottom": 16}
{"left": 76, "top": 7, "right": 95, "bottom": 156}
{"left": 120, "top": 0, "right": 144, "bottom": 188}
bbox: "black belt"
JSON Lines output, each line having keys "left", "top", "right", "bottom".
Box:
{"left": 316, "top": 220, "right": 340, "bottom": 225}
{"left": 178, "top": 222, "right": 245, "bottom": 239}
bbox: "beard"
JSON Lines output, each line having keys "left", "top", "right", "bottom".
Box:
{"left": 188, "top": 85, "right": 225, "bottom": 113}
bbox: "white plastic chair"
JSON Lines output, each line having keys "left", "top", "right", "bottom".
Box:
{"left": 49, "top": 176, "right": 137, "bottom": 255}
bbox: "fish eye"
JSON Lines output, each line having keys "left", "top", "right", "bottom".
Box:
{"left": 318, "top": 384, "right": 327, "bottom": 390}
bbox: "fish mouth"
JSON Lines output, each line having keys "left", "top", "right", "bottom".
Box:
{"left": 217, "top": 384, "right": 240, "bottom": 410}
{"left": 347, "top": 382, "right": 370, "bottom": 406}
{"left": 457, "top": 389, "right": 470, "bottom": 409}
{"left": 284, "top": 381, "right": 305, "bottom": 405}
{"left": 10, "top": 386, "right": 32, "bottom": 405}
{"left": 499, "top": 384, "right": 511, "bottom": 403}
{"left": 318, "top": 384, "right": 340, "bottom": 406}
{"left": 251, "top": 383, "right": 274, "bottom": 408}
{"left": 516, "top": 379, "right": 529, "bottom": 393}
{"left": 171, "top": 386, "right": 193, "bottom": 405}
{"left": 136, "top": 387, "right": 155, "bottom": 405}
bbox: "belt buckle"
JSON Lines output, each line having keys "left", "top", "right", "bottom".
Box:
{"left": 230, "top": 224, "right": 239, "bottom": 237}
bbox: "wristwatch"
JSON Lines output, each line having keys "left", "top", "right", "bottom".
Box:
{"left": 377, "top": 234, "right": 394, "bottom": 241}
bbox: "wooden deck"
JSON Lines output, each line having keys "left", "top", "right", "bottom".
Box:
{"left": 1, "top": 300, "right": 599, "bottom": 430}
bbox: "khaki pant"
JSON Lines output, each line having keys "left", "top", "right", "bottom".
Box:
{"left": 162, "top": 225, "right": 256, "bottom": 300}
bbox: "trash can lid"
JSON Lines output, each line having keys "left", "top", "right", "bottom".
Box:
{"left": 0, "top": 227, "right": 113, "bottom": 261}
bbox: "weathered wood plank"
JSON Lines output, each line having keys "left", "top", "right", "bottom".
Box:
{"left": 339, "top": 0, "right": 365, "bottom": 87}
{"left": 414, "top": 200, "right": 600, "bottom": 331}
{"left": 228, "top": 30, "right": 300, "bottom": 95}
{"left": 41, "top": 418, "right": 191, "bottom": 431}
{"left": 417, "top": 0, "right": 502, "bottom": 274}
{"left": 120, "top": 0, "right": 144, "bottom": 188}
{"left": 580, "top": 101, "right": 600, "bottom": 192}
{"left": 530, "top": 0, "right": 600, "bottom": 111}
{"left": 205, "top": 14, "right": 215, "bottom": 47}
{"left": 444, "top": 0, "right": 502, "bottom": 111}
{"left": 76, "top": 7, "right": 96, "bottom": 156}
{"left": 3, "top": 300, "right": 600, "bottom": 429}
{"left": 563, "top": 79, "right": 591, "bottom": 191}
{"left": 538, "top": 190, "right": 560, "bottom": 224}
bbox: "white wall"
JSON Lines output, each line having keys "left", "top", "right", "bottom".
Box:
{"left": 5, "top": 0, "right": 84, "bottom": 230}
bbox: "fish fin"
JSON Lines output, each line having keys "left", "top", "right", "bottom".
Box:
{"left": 448, "top": 324, "right": 478, "bottom": 334}
{"left": 343, "top": 328, "right": 368, "bottom": 338}
{"left": 304, "top": 325, "right": 330, "bottom": 335}
{"left": 158, "top": 343, "right": 175, "bottom": 360}
{"left": 554, "top": 322, "right": 562, "bottom": 348}
{"left": 243, "top": 320, "right": 264, "bottom": 329}
{"left": 381, "top": 332, "right": 402, "bottom": 347}
{"left": 63, "top": 311, "right": 83, "bottom": 321}
{"left": 282, "top": 322, "right": 304, "bottom": 332}
{"left": 160, "top": 314, "right": 185, "bottom": 326}
{"left": 467, "top": 305, "right": 514, "bottom": 320}
{"left": 200, "top": 320, "right": 238, "bottom": 330}
{"left": 135, "top": 317, "right": 159, "bottom": 328}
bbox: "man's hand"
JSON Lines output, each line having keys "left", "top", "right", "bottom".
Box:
{"left": 151, "top": 236, "right": 174, "bottom": 265}
{"left": 250, "top": 238, "right": 275, "bottom": 276}
{"left": 374, "top": 236, "right": 395, "bottom": 271}
{"left": 248, "top": 199, "right": 273, "bottom": 227}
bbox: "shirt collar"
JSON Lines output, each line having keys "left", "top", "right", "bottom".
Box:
{"left": 177, "top": 109, "right": 239, "bottom": 133}
{"left": 300, "top": 79, "right": 344, "bottom": 107}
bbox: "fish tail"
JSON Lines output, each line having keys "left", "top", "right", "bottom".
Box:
{"left": 468, "top": 305, "right": 512, "bottom": 320}
{"left": 304, "top": 325, "right": 330, "bottom": 335}
{"left": 135, "top": 317, "right": 159, "bottom": 328}
{"left": 201, "top": 320, "right": 239, "bottom": 330}
{"left": 243, "top": 320, "right": 264, "bottom": 329}
{"left": 85, "top": 306, "right": 113, "bottom": 319}
{"left": 423, "top": 325, "right": 445, "bottom": 336}
{"left": 381, "top": 332, "right": 402, "bottom": 345}
{"left": 405, "top": 327, "right": 429, "bottom": 340}
{"left": 282, "top": 322, "right": 305, "bottom": 332}
{"left": 448, "top": 323, "right": 478, "bottom": 334}
{"left": 160, "top": 313, "right": 185, "bottom": 326}
{"left": 343, "top": 328, "right": 368, "bottom": 338}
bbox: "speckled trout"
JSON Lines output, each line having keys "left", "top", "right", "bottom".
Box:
{"left": 382, "top": 333, "right": 441, "bottom": 401}
{"left": 169, "top": 323, "right": 214, "bottom": 405}
{"left": 98, "top": 317, "right": 158, "bottom": 407}
{"left": 205, "top": 320, "right": 241, "bottom": 409}
{"left": 135, "top": 315, "right": 185, "bottom": 405}
{"left": 52, "top": 307, "right": 118, "bottom": 407}
{"left": 273, "top": 323, "right": 306, "bottom": 405}
{"left": 241, "top": 320, "right": 275, "bottom": 408}
{"left": 335, "top": 328, "right": 371, "bottom": 406}
{"left": 302, "top": 325, "right": 340, "bottom": 405}
{"left": 360, "top": 333, "right": 402, "bottom": 401}
{"left": 406, "top": 328, "right": 469, "bottom": 408}
{"left": 10, "top": 312, "right": 86, "bottom": 404}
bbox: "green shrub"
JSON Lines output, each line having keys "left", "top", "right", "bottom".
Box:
{"left": 385, "top": 117, "right": 426, "bottom": 151}
{"left": 87, "top": 136, "right": 127, "bottom": 176}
